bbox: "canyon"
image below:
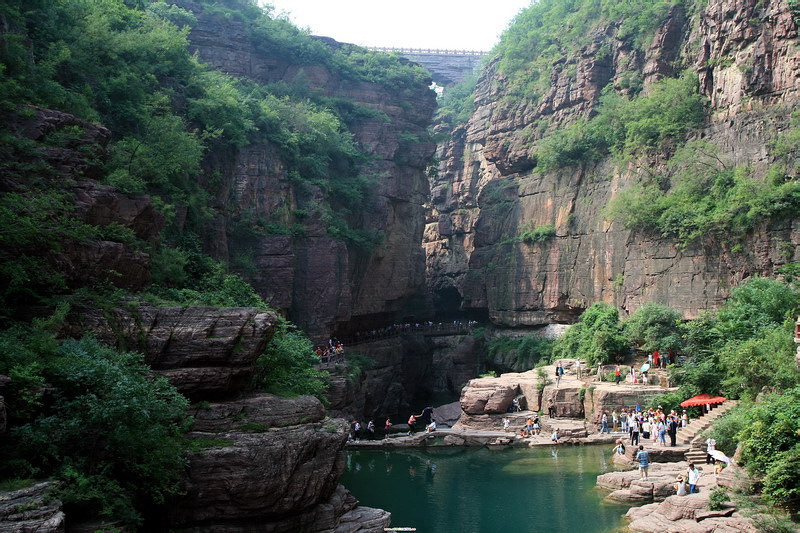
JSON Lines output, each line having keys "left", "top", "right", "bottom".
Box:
{"left": 1, "top": 0, "right": 798, "bottom": 531}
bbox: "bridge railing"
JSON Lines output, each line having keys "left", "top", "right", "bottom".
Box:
{"left": 366, "top": 46, "right": 489, "bottom": 56}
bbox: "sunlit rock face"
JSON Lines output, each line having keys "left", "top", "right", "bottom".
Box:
{"left": 426, "top": 0, "right": 800, "bottom": 326}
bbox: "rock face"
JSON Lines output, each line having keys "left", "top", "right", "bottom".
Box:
{"left": 327, "top": 335, "right": 433, "bottom": 421}
{"left": 176, "top": 0, "right": 437, "bottom": 340}
{"left": 171, "top": 394, "right": 390, "bottom": 533}
{"left": 0, "top": 482, "right": 64, "bottom": 533}
{"left": 76, "top": 305, "right": 277, "bottom": 400}
{"left": 425, "top": 0, "right": 800, "bottom": 325}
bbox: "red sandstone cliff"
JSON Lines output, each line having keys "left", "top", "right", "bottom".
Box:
{"left": 425, "top": 0, "right": 800, "bottom": 326}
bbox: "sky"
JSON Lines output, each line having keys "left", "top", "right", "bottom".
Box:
{"left": 262, "top": 0, "right": 533, "bottom": 51}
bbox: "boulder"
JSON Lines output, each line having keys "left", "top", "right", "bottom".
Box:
{"left": 169, "top": 418, "right": 349, "bottom": 527}
{"left": 190, "top": 393, "right": 326, "bottom": 433}
{"left": 75, "top": 305, "right": 277, "bottom": 399}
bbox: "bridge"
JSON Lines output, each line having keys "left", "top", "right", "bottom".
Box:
{"left": 366, "top": 47, "right": 490, "bottom": 86}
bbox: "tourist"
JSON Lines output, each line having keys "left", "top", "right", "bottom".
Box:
{"left": 641, "top": 418, "right": 651, "bottom": 440}
{"left": 417, "top": 406, "right": 434, "bottom": 425}
{"left": 612, "top": 409, "right": 619, "bottom": 432}
{"left": 548, "top": 395, "right": 556, "bottom": 418}
{"left": 533, "top": 415, "right": 541, "bottom": 435}
{"left": 407, "top": 414, "right": 417, "bottom": 436}
{"left": 551, "top": 428, "right": 560, "bottom": 443}
{"left": 352, "top": 420, "right": 361, "bottom": 441}
{"left": 425, "top": 419, "right": 437, "bottom": 433}
{"left": 657, "top": 420, "right": 667, "bottom": 446}
{"left": 668, "top": 416, "right": 678, "bottom": 446}
{"left": 367, "top": 419, "right": 375, "bottom": 440}
{"left": 630, "top": 419, "right": 640, "bottom": 446}
{"left": 384, "top": 417, "right": 392, "bottom": 438}
{"left": 687, "top": 463, "right": 700, "bottom": 493}
{"left": 705, "top": 437, "right": 717, "bottom": 464}
{"left": 525, "top": 417, "right": 534, "bottom": 437}
{"left": 674, "top": 474, "right": 688, "bottom": 496}
{"left": 600, "top": 411, "right": 609, "bottom": 434}
{"left": 614, "top": 365, "right": 621, "bottom": 385}
{"left": 681, "top": 410, "right": 689, "bottom": 428}
{"left": 512, "top": 397, "right": 521, "bottom": 412}
{"left": 636, "top": 445, "right": 650, "bottom": 481}
{"left": 642, "top": 371, "right": 648, "bottom": 386}
{"left": 612, "top": 439, "right": 626, "bottom": 455}
{"left": 555, "top": 363, "right": 562, "bottom": 387}
{"left": 503, "top": 417, "right": 511, "bottom": 432}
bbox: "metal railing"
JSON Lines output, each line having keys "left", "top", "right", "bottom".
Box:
{"left": 366, "top": 46, "right": 489, "bottom": 56}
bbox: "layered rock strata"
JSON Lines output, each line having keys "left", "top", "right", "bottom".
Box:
{"left": 177, "top": 0, "right": 437, "bottom": 339}
{"left": 425, "top": 0, "right": 800, "bottom": 325}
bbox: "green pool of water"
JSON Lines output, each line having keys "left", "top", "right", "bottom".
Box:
{"left": 341, "top": 445, "right": 630, "bottom": 533}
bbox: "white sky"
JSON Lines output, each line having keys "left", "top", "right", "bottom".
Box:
{"left": 263, "top": 1, "right": 533, "bottom": 51}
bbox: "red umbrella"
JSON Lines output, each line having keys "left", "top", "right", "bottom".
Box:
{"left": 680, "top": 393, "right": 726, "bottom": 407}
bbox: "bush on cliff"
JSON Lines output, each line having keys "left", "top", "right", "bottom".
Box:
{"left": 0, "top": 309, "right": 191, "bottom": 526}
{"left": 486, "top": 333, "right": 554, "bottom": 372}
{"left": 252, "top": 318, "right": 329, "bottom": 402}
{"left": 623, "top": 303, "right": 682, "bottom": 352}
{"left": 552, "top": 303, "right": 628, "bottom": 366}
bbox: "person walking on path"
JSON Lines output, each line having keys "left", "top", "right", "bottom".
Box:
{"left": 384, "top": 418, "right": 392, "bottom": 438}
{"left": 367, "top": 419, "right": 375, "bottom": 440}
{"left": 615, "top": 365, "right": 621, "bottom": 385}
{"left": 548, "top": 396, "right": 556, "bottom": 418}
{"left": 407, "top": 414, "right": 417, "bottom": 436}
{"left": 600, "top": 411, "right": 610, "bottom": 434}
{"left": 636, "top": 445, "right": 650, "bottom": 480}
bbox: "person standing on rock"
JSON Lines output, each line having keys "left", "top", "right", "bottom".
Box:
{"left": 687, "top": 463, "right": 700, "bottom": 493}
{"left": 384, "top": 418, "right": 392, "bottom": 438}
{"left": 705, "top": 437, "right": 716, "bottom": 465}
{"left": 668, "top": 416, "right": 678, "bottom": 446}
{"left": 503, "top": 417, "right": 511, "bottom": 432}
{"left": 636, "top": 445, "right": 650, "bottom": 481}
{"left": 367, "top": 419, "right": 375, "bottom": 440}
{"left": 612, "top": 409, "right": 619, "bottom": 432}
{"left": 600, "top": 411, "right": 610, "bottom": 434}
{"left": 407, "top": 414, "right": 416, "bottom": 436}
{"left": 533, "top": 415, "right": 541, "bottom": 435}
{"left": 630, "top": 418, "right": 640, "bottom": 446}
{"left": 614, "top": 365, "right": 621, "bottom": 385}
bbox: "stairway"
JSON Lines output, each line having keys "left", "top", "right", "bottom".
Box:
{"left": 679, "top": 400, "right": 738, "bottom": 463}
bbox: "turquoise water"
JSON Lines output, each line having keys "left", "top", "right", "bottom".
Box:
{"left": 341, "top": 445, "right": 630, "bottom": 533}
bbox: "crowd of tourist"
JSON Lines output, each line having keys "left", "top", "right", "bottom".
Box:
{"left": 596, "top": 405, "right": 686, "bottom": 447}
{"left": 315, "top": 338, "right": 345, "bottom": 364}
{"left": 345, "top": 320, "right": 480, "bottom": 344}
{"left": 347, "top": 406, "right": 437, "bottom": 441}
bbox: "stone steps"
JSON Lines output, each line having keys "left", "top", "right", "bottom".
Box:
{"left": 681, "top": 401, "right": 738, "bottom": 463}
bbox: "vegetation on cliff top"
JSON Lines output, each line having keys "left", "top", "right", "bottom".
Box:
{"left": 495, "top": 0, "right": 681, "bottom": 98}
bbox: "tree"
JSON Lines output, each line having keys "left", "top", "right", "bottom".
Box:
{"left": 623, "top": 303, "right": 682, "bottom": 352}
{"left": 552, "top": 303, "right": 628, "bottom": 366}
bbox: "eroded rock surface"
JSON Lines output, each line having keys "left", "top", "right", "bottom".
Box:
{"left": 425, "top": 0, "right": 800, "bottom": 325}
{"left": 0, "top": 482, "right": 64, "bottom": 533}
{"left": 76, "top": 305, "right": 277, "bottom": 399}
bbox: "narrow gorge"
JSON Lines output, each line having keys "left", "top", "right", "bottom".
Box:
{"left": 0, "top": 0, "right": 798, "bottom": 532}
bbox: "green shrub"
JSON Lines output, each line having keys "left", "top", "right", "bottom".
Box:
{"left": 487, "top": 333, "right": 554, "bottom": 372}
{"left": 0, "top": 325, "right": 190, "bottom": 526}
{"left": 708, "top": 486, "right": 729, "bottom": 511}
{"left": 518, "top": 224, "right": 556, "bottom": 244}
{"left": 623, "top": 303, "right": 683, "bottom": 352}
{"left": 552, "top": 303, "right": 628, "bottom": 366}
{"left": 252, "top": 318, "right": 329, "bottom": 402}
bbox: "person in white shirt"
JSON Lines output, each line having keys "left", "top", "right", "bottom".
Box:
{"left": 687, "top": 463, "right": 701, "bottom": 493}
{"left": 706, "top": 437, "right": 717, "bottom": 464}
